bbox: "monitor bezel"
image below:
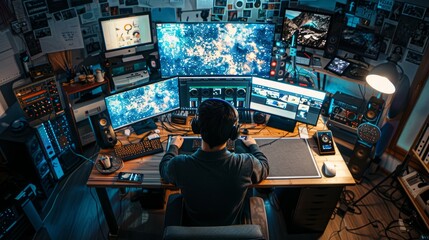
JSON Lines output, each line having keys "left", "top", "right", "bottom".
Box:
{"left": 249, "top": 77, "right": 326, "bottom": 126}
{"left": 99, "top": 12, "right": 154, "bottom": 54}
{"left": 155, "top": 22, "right": 276, "bottom": 78}
{"left": 104, "top": 77, "right": 180, "bottom": 130}
{"left": 280, "top": 7, "right": 333, "bottom": 50}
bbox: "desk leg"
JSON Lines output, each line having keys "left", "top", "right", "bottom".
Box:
{"left": 317, "top": 72, "right": 321, "bottom": 90}
{"left": 95, "top": 187, "right": 119, "bottom": 236}
{"left": 322, "top": 74, "right": 327, "bottom": 91}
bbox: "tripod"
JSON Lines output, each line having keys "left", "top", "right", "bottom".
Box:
{"left": 351, "top": 154, "right": 411, "bottom": 207}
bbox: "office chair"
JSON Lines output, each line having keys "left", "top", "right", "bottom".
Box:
{"left": 163, "top": 193, "right": 269, "bottom": 240}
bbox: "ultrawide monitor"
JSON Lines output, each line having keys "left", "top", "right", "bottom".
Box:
{"left": 156, "top": 22, "right": 276, "bottom": 78}
{"left": 250, "top": 77, "right": 326, "bottom": 126}
{"left": 105, "top": 77, "right": 180, "bottom": 130}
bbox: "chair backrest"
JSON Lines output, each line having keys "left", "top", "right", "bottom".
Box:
{"left": 163, "top": 225, "right": 265, "bottom": 240}
{"left": 163, "top": 194, "right": 269, "bottom": 240}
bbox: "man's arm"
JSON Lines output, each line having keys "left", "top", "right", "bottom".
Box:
{"left": 159, "top": 136, "right": 184, "bottom": 183}
{"left": 242, "top": 136, "right": 269, "bottom": 183}
{"left": 248, "top": 144, "right": 269, "bottom": 183}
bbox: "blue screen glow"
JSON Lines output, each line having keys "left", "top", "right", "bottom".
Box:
{"left": 156, "top": 22, "right": 275, "bottom": 78}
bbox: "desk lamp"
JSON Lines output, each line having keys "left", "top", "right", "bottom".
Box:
{"left": 350, "top": 60, "right": 410, "bottom": 208}
{"left": 365, "top": 60, "right": 404, "bottom": 94}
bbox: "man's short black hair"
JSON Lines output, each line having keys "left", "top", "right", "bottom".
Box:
{"left": 198, "top": 99, "right": 238, "bottom": 148}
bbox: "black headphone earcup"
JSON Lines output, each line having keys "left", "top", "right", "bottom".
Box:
{"left": 191, "top": 116, "right": 200, "bottom": 134}
{"left": 229, "top": 125, "right": 240, "bottom": 140}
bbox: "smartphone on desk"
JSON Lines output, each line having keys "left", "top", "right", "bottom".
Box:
{"left": 117, "top": 172, "right": 144, "bottom": 183}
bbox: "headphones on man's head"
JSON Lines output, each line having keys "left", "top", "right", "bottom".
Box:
{"left": 191, "top": 98, "right": 240, "bottom": 140}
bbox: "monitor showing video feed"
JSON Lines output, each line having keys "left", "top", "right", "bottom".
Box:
{"left": 99, "top": 12, "right": 153, "bottom": 57}
{"left": 156, "top": 22, "right": 276, "bottom": 78}
{"left": 250, "top": 77, "right": 326, "bottom": 126}
{"left": 105, "top": 77, "right": 180, "bottom": 130}
{"left": 339, "top": 26, "right": 382, "bottom": 60}
{"left": 281, "top": 8, "right": 332, "bottom": 49}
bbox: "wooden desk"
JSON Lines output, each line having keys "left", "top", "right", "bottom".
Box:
{"left": 86, "top": 121, "right": 355, "bottom": 236}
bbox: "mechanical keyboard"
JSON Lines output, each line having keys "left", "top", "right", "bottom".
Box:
{"left": 114, "top": 138, "right": 164, "bottom": 161}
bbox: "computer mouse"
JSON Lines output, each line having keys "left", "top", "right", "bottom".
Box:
{"left": 241, "top": 128, "right": 249, "bottom": 135}
{"left": 322, "top": 161, "right": 336, "bottom": 177}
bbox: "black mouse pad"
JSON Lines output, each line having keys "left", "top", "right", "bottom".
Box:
{"left": 256, "top": 138, "right": 321, "bottom": 179}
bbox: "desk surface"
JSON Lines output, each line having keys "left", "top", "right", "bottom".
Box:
{"left": 87, "top": 119, "right": 355, "bottom": 188}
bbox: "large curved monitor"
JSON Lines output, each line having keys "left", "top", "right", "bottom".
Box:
{"left": 156, "top": 22, "right": 276, "bottom": 78}
{"left": 99, "top": 12, "right": 153, "bottom": 58}
{"left": 281, "top": 8, "right": 332, "bottom": 50}
{"left": 105, "top": 77, "right": 180, "bottom": 130}
{"left": 250, "top": 77, "right": 326, "bottom": 126}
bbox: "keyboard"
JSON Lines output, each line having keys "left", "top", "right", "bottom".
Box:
{"left": 114, "top": 138, "right": 164, "bottom": 161}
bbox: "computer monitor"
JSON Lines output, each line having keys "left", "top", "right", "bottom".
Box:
{"left": 99, "top": 12, "right": 153, "bottom": 58}
{"left": 250, "top": 77, "right": 326, "bottom": 126}
{"left": 104, "top": 77, "right": 180, "bottom": 130}
{"left": 156, "top": 22, "right": 276, "bottom": 78}
{"left": 281, "top": 8, "right": 332, "bottom": 50}
{"left": 339, "top": 26, "right": 382, "bottom": 60}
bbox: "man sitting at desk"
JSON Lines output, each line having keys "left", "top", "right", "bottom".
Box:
{"left": 159, "top": 98, "right": 269, "bottom": 226}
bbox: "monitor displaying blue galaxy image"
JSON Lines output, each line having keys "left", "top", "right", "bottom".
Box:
{"left": 156, "top": 22, "right": 276, "bottom": 78}
{"left": 281, "top": 9, "right": 332, "bottom": 49}
{"left": 105, "top": 77, "right": 180, "bottom": 130}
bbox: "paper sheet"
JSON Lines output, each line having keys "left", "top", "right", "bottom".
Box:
{"left": 39, "top": 16, "right": 84, "bottom": 53}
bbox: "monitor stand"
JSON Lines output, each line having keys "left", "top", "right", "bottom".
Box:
{"left": 132, "top": 119, "right": 157, "bottom": 135}
{"left": 266, "top": 115, "right": 297, "bottom": 132}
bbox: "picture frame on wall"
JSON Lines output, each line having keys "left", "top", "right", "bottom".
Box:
{"left": 407, "top": 36, "right": 428, "bottom": 53}
{"left": 381, "top": 19, "right": 397, "bottom": 39}
{"left": 381, "top": 37, "right": 391, "bottom": 54}
{"left": 407, "top": 21, "right": 429, "bottom": 53}
{"left": 405, "top": 49, "right": 423, "bottom": 65}
{"left": 388, "top": 45, "right": 404, "bottom": 62}
{"left": 402, "top": 3, "right": 426, "bottom": 20}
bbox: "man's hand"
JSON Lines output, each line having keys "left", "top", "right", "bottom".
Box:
{"left": 241, "top": 135, "right": 257, "bottom": 147}
{"left": 170, "top": 136, "right": 184, "bottom": 148}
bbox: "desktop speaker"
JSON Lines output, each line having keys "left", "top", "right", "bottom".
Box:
{"left": 348, "top": 141, "right": 372, "bottom": 181}
{"left": 147, "top": 55, "right": 160, "bottom": 74}
{"left": 253, "top": 111, "right": 267, "bottom": 124}
{"left": 269, "top": 56, "right": 287, "bottom": 80}
{"left": 363, "top": 96, "right": 384, "bottom": 125}
{"left": 89, "top": 112, "right": 117, "bottom": 149}
{"left": 323, "top": 13, "right": 345, "bottom": 59}
{"left": 321, "top": 92, "right": 333, "bottom": 117}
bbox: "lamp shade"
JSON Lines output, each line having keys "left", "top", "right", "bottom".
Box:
{"left": 366, "top": 62, "right": 401, "bottom": 94}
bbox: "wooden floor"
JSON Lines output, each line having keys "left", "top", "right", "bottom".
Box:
{"left": 30, "top": 145, "right": 426, "bottom": 240}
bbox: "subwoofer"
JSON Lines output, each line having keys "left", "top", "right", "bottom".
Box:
{"left": 324, "top": 13, "right": 345, "bottom": 59}
{"left": 348, "top": 141, "right": 372, "bottom": 181}
{"left": 89, "top": 112, "right": 117, "bottom": 149}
